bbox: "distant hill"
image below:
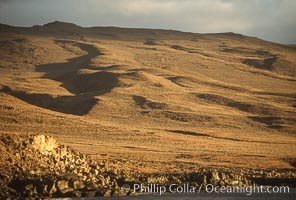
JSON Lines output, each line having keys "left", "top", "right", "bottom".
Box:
{"left": 0, "top": 21, "right": 258, "bottom": 41}
{"left": 0, "top": 21, "right": 295, "bottom": 180}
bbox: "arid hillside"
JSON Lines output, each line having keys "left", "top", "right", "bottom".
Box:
{"left": 0, "top": 21, "right": 295, "bottom": 173}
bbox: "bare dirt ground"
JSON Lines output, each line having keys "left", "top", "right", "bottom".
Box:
{"left": 0, "top": 21, "right": 296, "bottom": 174}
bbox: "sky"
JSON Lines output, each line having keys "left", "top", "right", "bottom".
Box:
{"left": 0, "top": 0, "right": 295, "bottom": 44}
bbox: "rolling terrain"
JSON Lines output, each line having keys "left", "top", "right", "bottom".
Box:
{"left": 0, "top": 21, "right": 296, "bottom": 174}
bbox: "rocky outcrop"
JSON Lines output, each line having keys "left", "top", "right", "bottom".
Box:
{"left": 0, "top": 134, "right": 130, "bottom": 199}
{"left": 0, "top": 133, "right": 295, "bottom": 199}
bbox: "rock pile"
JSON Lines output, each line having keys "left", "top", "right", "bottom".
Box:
{"left": 0, "top": 134, "right": 130, "bottom": 199}
{"left": 141, "top": 169, "right": 251, "bottom": 189}
{"left": 1, "top": 133, "right": 294, "bottom": 199}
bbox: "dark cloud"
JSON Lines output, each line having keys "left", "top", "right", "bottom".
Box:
{"left": 0, "top": 0, "right": 295, "bottom": 44}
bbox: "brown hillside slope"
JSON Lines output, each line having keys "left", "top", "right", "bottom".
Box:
{"left": 0, "top": 22, "right": 295, "bottom": 174}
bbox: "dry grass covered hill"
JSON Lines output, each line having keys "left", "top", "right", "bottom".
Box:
{"left": 0, "top": 21, "right": 296, "bottom": 174}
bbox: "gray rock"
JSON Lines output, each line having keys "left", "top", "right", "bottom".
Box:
{"left": 231, "top": 180, "right": 240, "bottom": 185}
{"left": 57, "top": 180, "right": 73, "bottom": 193}
{"left": 72, "top": 180, "right": 85, "bottom": 190}
{"left": 203, "top": 175, "right": 207, "bottom": 185}
{"left": 48, "top": 182, "right": 57, "bottom": 194}
{"left": 104, "top": 189, "right": 113, "bottom": 197}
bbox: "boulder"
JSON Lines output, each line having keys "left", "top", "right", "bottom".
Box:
{"left": 57, "top": 180, "right": 73, "bottom": 193}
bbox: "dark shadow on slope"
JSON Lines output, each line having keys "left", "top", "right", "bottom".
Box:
{"left": 247, "top": 116, "right": 284, "bottom": 129}
{"left": 195, "top": 93, "right": 294, "bottom": 130}
{"left": 166, "top": 76, "right": 190, "bottom": 88}
{"left": 144, "top": 39, "right": 157, "bottom": 45}
{"left": 242, "top": 56, "right": 278, "bottom": 71}
{"left": 222, "top": 47, "right": 279, "bottom": 71}
{"left": 1, "top": 40, "right": 120, "bottom": 115}
{"left": 167, "top": 76, "right": 248, "bottom": 92}
{"left": 169, "top": 130, "right": 209, "bottom": 137}
{"left": 284, "top": 158, "right": 296, "bottom": 169}
{"left": 1, "top": 86, "right": 98, "bottom": 116}
{"left": 36, "top": 40, "right": 103, "bottom": 93}
{"left": 133, "top": 95, "right": 167, "bottom": 109}
{"left": 93, "top": 65, "right": 121, "bottom": 71}
{"left": 168, "top": 130, "right": 289, "bottom": 144}
{"left": 195, "top": 93, "right": 277, "bottom": 115}
{"left": 60, "top": 71, "right": 119, "bottom": 94}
